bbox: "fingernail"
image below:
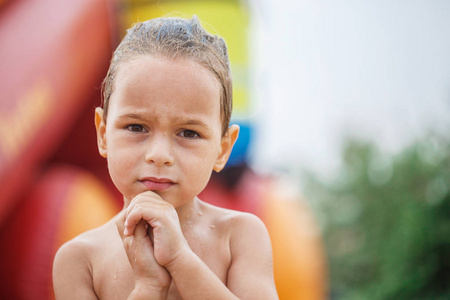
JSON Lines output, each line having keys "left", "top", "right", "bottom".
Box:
{"left": 124, "top": 219, "right": 129, "bottom": 227}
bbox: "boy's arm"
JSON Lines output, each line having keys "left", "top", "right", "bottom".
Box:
{"left": 166, "top": 213, "right": 278, "bottom": 300}
{"left": 226, "top": 213, "right": 278, "bottom": 299}
{"left": 53, "top": 240, "right": 98, "bottom": 300}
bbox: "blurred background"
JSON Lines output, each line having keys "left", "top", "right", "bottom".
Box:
{"left": 1, "top": 0, "right": 449, "bottom": 299}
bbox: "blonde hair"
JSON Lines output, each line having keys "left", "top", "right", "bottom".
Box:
{"left": 101, "top": 16, "right": 232, "bottom": 135}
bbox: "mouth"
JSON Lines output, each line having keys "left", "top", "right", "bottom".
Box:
{"left": 138, "top": 177, "right": 176, "bottom": 191}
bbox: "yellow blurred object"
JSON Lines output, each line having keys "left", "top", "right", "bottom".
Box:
{"left": 55, "top": 171, "right": 119, "bottom": 248}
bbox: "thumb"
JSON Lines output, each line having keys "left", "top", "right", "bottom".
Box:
{"left": 134, "top": 220, "right": 149, "bottom": 239}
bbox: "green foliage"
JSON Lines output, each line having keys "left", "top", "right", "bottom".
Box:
{"left": 303, "top": 134, "right": 450, "bottom": 299}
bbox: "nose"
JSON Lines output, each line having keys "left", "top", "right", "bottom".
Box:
{"left": 144, "top": 133, "right": 174, "bottom": 167}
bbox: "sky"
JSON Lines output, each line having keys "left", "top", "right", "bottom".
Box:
{"left": 246, "top": 0, "right": 450, "bottom": 179}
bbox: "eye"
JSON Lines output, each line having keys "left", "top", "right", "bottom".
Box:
{"left": 179, "top": 129, "right": 200, "bottom": 139}
{"left": 126, "top": 124, "right": 146, "bottom": 133}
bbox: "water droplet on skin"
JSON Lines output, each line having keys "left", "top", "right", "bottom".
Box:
{"left": 198, "top": 211, "right": 203, "bottom": 216}
{"left": 209, "top": 225, "right": 215, "bottom": 229}
{"left": 114, "top": 273, "right": 118, "bottom": 280}
{"left": 134, "top": 258, "right": 137, "bottom": 263}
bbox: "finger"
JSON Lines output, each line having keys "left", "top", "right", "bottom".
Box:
{"left": 134, "top": 220, "right": 149, "bottom": 239}
{"left": 147, "top": 224, "right": 154, "bottom": 246}
{"left": 124, "top": 196, "right": 151, "bottom": 237}
{"left": 124, "top": 201, "right": 146, "bottom": 237}
{"left": 124, "top": 211, "right": 140, "bottom": 237}
{"left": 124, "top": 191, "right": 168, "bottom": 237}
{"left": 116, "top": 209, "right": 127, "bottom": 240}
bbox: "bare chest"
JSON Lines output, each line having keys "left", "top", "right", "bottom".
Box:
{"left": 92, "top": 228, "right": 231, "bottom": 299}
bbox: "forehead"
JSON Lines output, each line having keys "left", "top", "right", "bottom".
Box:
{"left": 110, "top": 56, "right": 221, "bottom": 118}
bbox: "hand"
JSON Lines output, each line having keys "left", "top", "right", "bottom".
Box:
{"left": 122, "top": 191, "right": 190, "bottom": 268}
{"left": 116, "top": 209, "right": 171, "bottom": 294}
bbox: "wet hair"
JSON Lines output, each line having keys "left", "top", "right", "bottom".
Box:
{"left": 101, "top": 16, "right": 232, "bottom": 135}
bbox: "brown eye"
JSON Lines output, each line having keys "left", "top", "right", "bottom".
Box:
{"left": 126, "top": 124, "right": 145, "bottom": 133}
{"left": 180, "top": 130, "right": 199, "bottom": 139}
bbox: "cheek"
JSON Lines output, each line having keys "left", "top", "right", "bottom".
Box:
{"left": 105, "top": 145, "right": 138, "bottom": 193}
{"left": 185, "top": 163, "right": 214, "bottom": 197}
{"left": 107, "top": 159, "right": 137, "bottom": 202}
{"left": 180, "top": 147, "right": 217, "bottom": 179}
{"left": 107, "top": 143, "right": 135, "bottom": 170}
{"left": 107, "top": 156, "right": 128, "bottom": 186}
{"left": 185, "top": 143, "right": 219, "bottom": 166}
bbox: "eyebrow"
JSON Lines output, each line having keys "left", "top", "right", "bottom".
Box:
{"left": 180, "top": 119, "right": 210, "bottom": 128}
{"left": 116, "top": 113, "right": 211, "bottom": 129}
{"left": 116, "top": 113, "right": 143, "bottom": 120}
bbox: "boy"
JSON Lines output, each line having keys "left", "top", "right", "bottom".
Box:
{"left": 53, "top": 16, "right": 278, "bottom": 299}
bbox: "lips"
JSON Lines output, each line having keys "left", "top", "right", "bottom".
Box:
{"left": 139, "top": 177, "right": 175, "bottom": 191}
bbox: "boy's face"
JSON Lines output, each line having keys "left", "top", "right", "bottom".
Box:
{"left": 95, "top": 56, "right": 238, "bottom": 208}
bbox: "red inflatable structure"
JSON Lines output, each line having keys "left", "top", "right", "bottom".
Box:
{"left": 0, "top": 0, "right": 120, "bottom": 299}
{"left": 0, "top": 0, "right": 118, "bottom": 216}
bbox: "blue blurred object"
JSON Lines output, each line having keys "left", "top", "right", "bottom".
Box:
{"left": 226, "top": 121, "right": 252, "bottom": 167}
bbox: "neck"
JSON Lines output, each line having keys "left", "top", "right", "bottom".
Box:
{"left": 175, "top": 197, "right": 201, "bottom": 226}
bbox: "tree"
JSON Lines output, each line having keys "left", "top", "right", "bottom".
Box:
{"left": 303, "top": 134, "right": 450, "bottom": 299}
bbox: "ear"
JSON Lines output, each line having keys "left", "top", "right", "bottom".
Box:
{"left": 213, "top": 124, "right": 240, "bottom": 172}
{"left": 94, "top": 107, "right": 108, "bottom": 158}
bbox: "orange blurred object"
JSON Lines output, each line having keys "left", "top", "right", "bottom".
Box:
{"left": 263, "top": 180, "right": 328, "bottom": 300}
{"left": 0, "top": 166, "right": 119, "bottom": 299}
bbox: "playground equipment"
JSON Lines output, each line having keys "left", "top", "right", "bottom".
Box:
{"left": 0, "top": 0, "right": 120, "bottom": 298}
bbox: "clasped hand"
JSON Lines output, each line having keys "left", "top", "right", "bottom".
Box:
{"left": 116, "top": 191, "right": 190, "bottom": 293}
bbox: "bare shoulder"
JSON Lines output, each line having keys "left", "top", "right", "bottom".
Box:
{"left": 199, "top": 200, "right": 269, "bottom": 240}
{"left": 54, "top": 217, "right": 116, "bottom": 262}
{"left": 53, "top": 218, "right": 118, "bottom": 299}
{"left": 198, "top": 200, "right": 278, "bottom": 299}
{"left": 197, "top": 199, "right": 273, "bottom": 262}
